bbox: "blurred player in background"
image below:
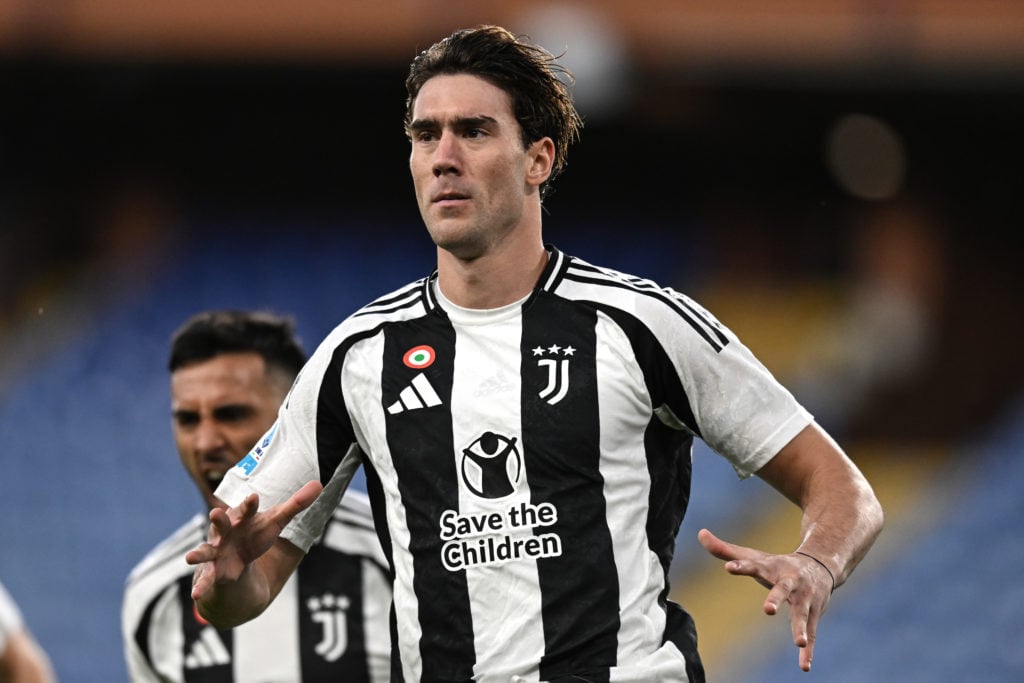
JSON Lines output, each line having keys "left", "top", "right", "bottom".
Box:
{"left": 0, "top": 579, "right": 56, "bottom": 683}
{"left": 122, "top": 310, "right": 391, "bottom": 682}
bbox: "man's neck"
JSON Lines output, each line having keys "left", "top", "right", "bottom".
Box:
{"left": 436, "top": 238, "right": 548, "bottom": 310}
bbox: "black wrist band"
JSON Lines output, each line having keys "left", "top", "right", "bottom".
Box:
{"left": 795, "top": 551, "right": 836, "bottom": 593}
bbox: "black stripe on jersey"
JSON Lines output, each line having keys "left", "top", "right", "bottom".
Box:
{"left": 177, "top": 577, "right": 234, "bottom": 683}
{"left": 363, "top": 459, "right": 395, "bottom": 582}
{"left": 522, "top": 291, "right": 619, "bottom": 680}
{"left": 422, "top": 271, "right": 440, "bottom": 311}
{"left": 596, "top": 304, "right": 706, "bottom": 678}
{"left": 595, "top": 305, "right": 701, "bottom": 438}
{"left": 665, "top": 604, "right": 706, "bottom": 683}
{"left": 642, "top": 416, "right": 694, "bottom": 576}
{"left": 353, "top": 280, "right": 429, "bottom": 318}
{"left": 382, "top": 313, "right": 477, "bottom": 680}
{"left": 297, "top": 541, "right": 372, "bottom": 680}
{"left": 536, "top": 245, "right": 570, "bottom": 294}
{"left": 315, "top": 326, "right": 387, "bottom": 487}
{"left": 563, "top": 260, "right": 729, "bottom": 352}
{"left": 361, "top": 457, "right": 404, "bottom": 682}
{"left": 133, "top": 589, "right": 160, "bottom": 672}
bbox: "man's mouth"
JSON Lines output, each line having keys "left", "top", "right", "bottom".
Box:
{"left": 204, "top": 470, "right": 226, "bottom": 491}
{"left": 433, "top": 190, "right": 469, "bottom": 203}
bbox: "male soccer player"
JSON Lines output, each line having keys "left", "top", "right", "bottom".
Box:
{"left": 123, "top": 310, "right": 391, "bottom": 681}
{"left": 187, "top": 27, "right": 883, "bottom": 682}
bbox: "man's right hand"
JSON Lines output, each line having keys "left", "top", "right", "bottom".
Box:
{"left": 185, "top": 480, "right": 323, "bottom": 624}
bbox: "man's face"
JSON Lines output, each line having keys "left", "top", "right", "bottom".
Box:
{"left": 170, "top": 352, "right": 286, "bottom": 511}
{"left": 408, "top": 73, "right": 538, "bottom": 260}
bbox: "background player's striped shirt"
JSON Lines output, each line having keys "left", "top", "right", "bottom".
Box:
{"left": 122, "top": 490, "right": 391, "bottom": 682}
{"left": 218, "top": 246, "right": 812, "bottom": 682}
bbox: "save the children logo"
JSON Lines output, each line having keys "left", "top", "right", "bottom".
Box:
{"left": 438, "top": 502, "right": 562, "bottom": 572}
{"left": 460, "top": 431, "right": 522, "bottom": 499}
{"left": 441, "top": 430, "right": 563, "bottom": 571}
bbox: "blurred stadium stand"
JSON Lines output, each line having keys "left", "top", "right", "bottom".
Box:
{"left": 1, "top": 3, "right": 1022, "bottom": 681}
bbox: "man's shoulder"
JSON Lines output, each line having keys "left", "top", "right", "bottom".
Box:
{"left": 557, "top": 253, "right": 669, "bottom": 299}
{"left": 125, "top": 513, "right": 206, "bottom": 589}
{"left": 348, "top": 277, "right": 434, "bottom": 326}
{"left": 308, "top": 277, "right": 434, "bottom": 361}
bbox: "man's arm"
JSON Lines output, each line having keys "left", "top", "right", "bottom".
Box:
{"left": 0, "top": 629, "right": 56, "bottom": 683}
{"left": 186, "top": 480, "right": 322, "bottom": 628}
{"left": 699, "top": 421, "right": 883, "bottom": 671}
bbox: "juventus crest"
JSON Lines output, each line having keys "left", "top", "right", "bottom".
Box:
{"left": 533, "top": 343, "right": 575, "bottom": 405}
{"left": 308, "top": 593, "right": 350, "bottom": 662}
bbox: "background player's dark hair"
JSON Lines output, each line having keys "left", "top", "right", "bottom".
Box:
{"left": 168, "top": 310, "right": 307, "bottom": 379}
{"left": 404, "top": 24, "right": 583, "bottom": 200}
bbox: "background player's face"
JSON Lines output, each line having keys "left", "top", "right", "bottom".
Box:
{"left": 408, "top": 73, "right": 538, "bottom": 260}
{"left": 170, "top": 352, "right": 286, "bottom": 510}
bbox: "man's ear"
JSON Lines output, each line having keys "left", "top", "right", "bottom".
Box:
{"left": 525, "top": 138, "right": 555, "bottom": 187}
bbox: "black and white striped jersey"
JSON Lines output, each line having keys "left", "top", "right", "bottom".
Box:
{"left": 122, "top": 491, "right": 392, "bottom": 682}
{"left": 218, "top": 246, "right": 812, "bottom": 682}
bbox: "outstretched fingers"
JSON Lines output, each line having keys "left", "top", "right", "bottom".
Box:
{"left": 699, "top": 529, "right": 829, "bottom": 672}
{"left": 269, "top": 480, "right": 324, "bottom": 528}
{"left": 699, "top": 528, "right": 774, "bottom": 590}
{"left": 698, "top": 528, "right": 755, "bottom": 563}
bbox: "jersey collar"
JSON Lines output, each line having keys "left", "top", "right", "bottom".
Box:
{"left": 423, "top": 244, "right": 572, "bottom": 315}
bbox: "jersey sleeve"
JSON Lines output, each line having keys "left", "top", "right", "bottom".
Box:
{"left": 215, "top": 326, "right": 364, "bottom": 553}
{"left": 662, "top": 290, "right": 813, "bottom": 477}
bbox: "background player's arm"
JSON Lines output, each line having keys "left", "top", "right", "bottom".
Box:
{"left": 0, "top": 629, "right": 56, "bottom": 683}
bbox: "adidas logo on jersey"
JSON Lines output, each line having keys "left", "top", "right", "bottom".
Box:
{"left": 387, "top": 373, "right": 442, "bottom": 414}
{"left": 185, "top": 627, "right": 230, "bottom": 669}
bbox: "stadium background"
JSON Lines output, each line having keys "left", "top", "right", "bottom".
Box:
{"left": 1, "top": 2, "right": 1022, "bottom": 681}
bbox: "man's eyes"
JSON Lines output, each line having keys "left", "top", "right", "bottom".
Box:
{"left": 214, "top": 406, "right": 253, "bottom": 422}
{"left": 413, "top": 128, "right": 487, "bottom": 142}
{"left": 172, "top": 406, "right": 253, "bottom": 426}
{"left": 173, "top": 412, "right": 199, "bottom": 427}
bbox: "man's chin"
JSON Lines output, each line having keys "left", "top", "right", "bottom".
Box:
{"left": 429, "top": 229, "right": 488, "bottom": 261}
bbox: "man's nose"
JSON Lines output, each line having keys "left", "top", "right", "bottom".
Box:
{"left": 432, "top": 132, "right": 461, "bottom": 177}
{"left": 193, "top": 420, "right": 226, "bottom": 453}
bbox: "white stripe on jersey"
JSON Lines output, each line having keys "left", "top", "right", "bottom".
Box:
{"left": 341, "top": 331, "right": 427, "bottom": 680}
{"left": 448, "top": 303, "right": 546, "bottom": 677}
{"left": 593, "top": 310, "right": 672, "bottom": 661}
{"left": 234, "top": 575, "right": 300, "bottom": 680}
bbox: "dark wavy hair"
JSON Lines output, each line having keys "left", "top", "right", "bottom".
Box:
{"left": 168, "top": 310, "right": 306, "bottom": 380}
{"left": 404, "top": 25, "right": 583, "bottom": 200}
